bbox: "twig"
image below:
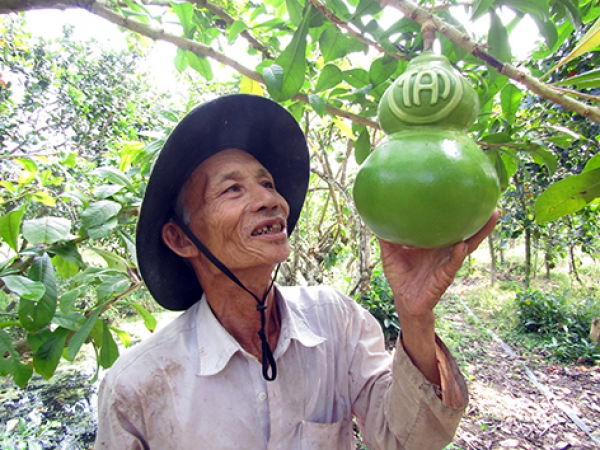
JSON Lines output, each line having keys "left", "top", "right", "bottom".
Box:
{"left": 307, "top": 0, "right": 408, "bottom": 60}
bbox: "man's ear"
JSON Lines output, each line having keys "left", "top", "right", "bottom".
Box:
{"left": 161, "top": 222, "right": 199, "bottom": 258}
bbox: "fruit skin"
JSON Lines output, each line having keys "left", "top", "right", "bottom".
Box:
{"left": 378, "top": 52, "right": 479, "bottom": 134}
{"left": 353, "top": 129, "right": 500, "bottom": 248}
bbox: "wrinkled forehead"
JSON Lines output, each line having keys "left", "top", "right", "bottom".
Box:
{"left": 179, "top": 149, "right": 273, "bottom": 207}
{"left": 190, "top": 149, "right": 271, "bottom": 186}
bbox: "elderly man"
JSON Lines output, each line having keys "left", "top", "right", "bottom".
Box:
{"left": 95, "top": 94, "right": 498, "bottom": 449}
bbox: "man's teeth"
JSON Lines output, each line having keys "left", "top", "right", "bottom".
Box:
{"left": 252, "top": 223, "right": 282, "bottom": 235}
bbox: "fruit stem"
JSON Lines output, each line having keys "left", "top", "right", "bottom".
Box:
{"left": 421, "top": 19, "right": 437, "bottom": 51}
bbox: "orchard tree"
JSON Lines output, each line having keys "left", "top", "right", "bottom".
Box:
{"left": 0, "top": 17, "right": 179, "bottom": 386}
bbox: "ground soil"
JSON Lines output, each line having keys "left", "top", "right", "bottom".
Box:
{"left": 443, "top": 288, "right": 600, "bottom": 450}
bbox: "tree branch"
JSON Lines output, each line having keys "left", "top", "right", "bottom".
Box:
{"left": 90, "top": 1, "right": 380, "bottom": 128}
{"left": 378, "top": 0, "right": 600, "bottom": 125}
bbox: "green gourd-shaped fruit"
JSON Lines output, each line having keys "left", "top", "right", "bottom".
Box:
{"left": 353, "top": 52, "right": 500, "bottom": 248}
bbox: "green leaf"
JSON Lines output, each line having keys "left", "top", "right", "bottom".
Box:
{"left": 583, "top": 153, "right": 600, "bottom": 173}
{"left": 535, "top": 168, "right": 600, "bottom": 223}
{"left": 16, "top": 158, "right": 38, "bottom": 186}
{"left": 308, "top": 7, "right": 326, "bottom": 28}
{"left": 228, "top": 20, "right": 247, "bottom": 44}
{"left": 63, "top": 152, "right": 77, "bottom": 168}
{"left": 532, "top": 16, "right": 558, "bottom": 49}
{"left": 554, "top": 0, "right": 582, "bottom": 29}
{"left": 308, "top": 94, "right": 327, "bottom": 116}
{"left": 498, "top": 147, "right": 519, "bottom": 179}
{"left": 523, "top": 143, "right": 557, "bottom": 176}
{"left": 471, "top": 0, "right": 495, "bottom": 21}
{"left": 28, "top": 254, "right": 58, "bottom": 327}
{"left": 123, "top": 301, "right": 157, "bottom": 332}
{"left": 488, "top": 9, "right": 512, "bottom": 81}
{"left": 119, "top": 141, "right": 145, "bottom": 173}
{"left": 487, "top": 148, "right": 509, "bottom": 192}
{"left": 118, "top": 229, "right": 138, "bottom": 268}
{"left": 265, "top": 8, "right": 310, "bottom": 101}
{"left": 186, "top": 51, "right": 213, "bottom": 81}
{"left": 109, "top": 325, "right": 132, "bottom": 348}
{"left": 87, "top": 217, "right": 119, "bottom": 239}
{"left": 354, "top": 127, "right": 371, "bottom": 165}
{"left": 68, "top": 302, "right": 106, "bottom": 360}
{"left": 97, "top": 275, "right": 130, "bottom": 301}
{"left": 350, "top": 0, "right": 381, "bottom": 20}
{"left": 22, "top": 217, "right": 71, "bottom": 245}
{"left": 314, "top": 64, "right": 343, "bottom": 92}
{"left": 501, "top": 0, "right": 550, "bottom": 20}
{"left": 500, "top": 83, "right": 522, "bottom": 128}
{"left": 30, "top": 191, "right": 56, "bottom": 207}
{"left": 52, "top": 311, "right": 86, "bottom": 331}
{"left": 543, "top": 15, "right": 600, "bottom": 78}
{"left": 93, "top": 167, "right": 136, "bottom": 193}
{"left": 552, "top": 68, "right": 600, "bottom": 89}
{"left": 81, "top": 201, "right": 122, "bottom": 231}
{"left": 0, "top": 208, "right": 25, "bottom": 252}
{"left": 50, "top": 242, "right": 85, "bottom": 268}
{"left": 59, "top": 287, "right": 82, "bottom": 314}
{"left": 33, "top": 327, "right": 70, "bottom": 379}
{"left": 52, "top": 254, "right": 80, "bottom": 279}
{"left": 171, "top": 1, "right": 196, "bottom": 36}
{"left": 343, "top": 68, "right": 369, "bottom": 88}
{"left": 0, "top": 329, "right": 33, "bottom": 387}
{"left": 0, "top": 329, "right": 17, "bottom": 376}
{"left": 99, "top": 321, "right": 120, "bottom": 369}
{"left": 174, "top": 47, "right": 188, "bottom": 73}
{"left": 319, "top": 24, "right": 366, "bottom": 63}
{"left": 94, "top": 185, "right": 124, "bottom": 200}
{"left": 369, "top": 56, "right": 398, "bottom": 87}
{"left": 88, "top": 248, "right": 130, "bottom": 272}
{"left": 286, "top": 0, "right": 303, "bottom": 26}
{"left": 240, "top": 76, "right": 264, "bottom": 95}
{"left": 263, "top": 64, "right": 284, "bottom": 91}
{"left": 2, "top": 275, "right": 45, "bottom": 301}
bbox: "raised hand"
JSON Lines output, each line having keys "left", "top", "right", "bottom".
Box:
{"left": 379, "top": 210, "right": 500, "bottom": 319}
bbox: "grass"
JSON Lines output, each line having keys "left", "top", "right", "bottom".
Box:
{"left": 435, "top": 238, "right": 600, "bottom": 367}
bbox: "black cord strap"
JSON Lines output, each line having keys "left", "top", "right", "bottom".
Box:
{"left": 171, "top": 211, "right": 279, "bottom": 381}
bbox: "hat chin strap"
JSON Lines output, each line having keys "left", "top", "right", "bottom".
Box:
{"left": 170, "top": 210, "right": 279, "bottom": 381}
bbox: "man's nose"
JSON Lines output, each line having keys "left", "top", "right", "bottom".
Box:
{"left": 250, "top": 184, "right": 280, "bottom": 211}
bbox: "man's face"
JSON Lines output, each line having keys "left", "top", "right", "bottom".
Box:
{"left": 181, "top": 149, "right": 291, "bottom": 272}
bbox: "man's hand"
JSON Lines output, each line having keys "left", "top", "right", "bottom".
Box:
{"left": 379, "top": 210, "right": 500, "bottom": 318}
{"left": 379, "top": 210, "right": 500, "bottom": 386}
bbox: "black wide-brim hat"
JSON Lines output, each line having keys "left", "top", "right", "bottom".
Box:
{"left": 136, "top": 94, "right": 310, "bottom": 311}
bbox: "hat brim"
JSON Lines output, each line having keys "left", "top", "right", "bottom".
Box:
{"left": 136, "top": 94, "right": 310, "bottom": 311}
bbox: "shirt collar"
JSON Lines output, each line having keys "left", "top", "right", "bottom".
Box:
{"left": 195, "top": 286, "right": 325, "bottom": 377}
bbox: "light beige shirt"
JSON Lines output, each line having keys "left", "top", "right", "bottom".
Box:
{"left": 95, "top": 285, "right": 467, "bottom": 450}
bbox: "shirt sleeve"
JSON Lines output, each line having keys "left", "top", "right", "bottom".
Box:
{"left": 349, "top": 307, "right": 468, "bottom": 450}
{"left": 94, "top": 373, "right": 150, "bottom": 450}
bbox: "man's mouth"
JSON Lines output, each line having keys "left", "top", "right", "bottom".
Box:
{"left": 252, "top": 223, "right": 283, "bottom": 236}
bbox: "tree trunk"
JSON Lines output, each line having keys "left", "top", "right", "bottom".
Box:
{"left": 569, "top": 245, "right": 582, "bottom": 284}
{"left": 524, "top": 228, "right": 531, "bottom": 289}
{"left": 544, "top": 247, "right": 552, "bottom": 279}
{"left": 488, "top": 233, "right": 497, "bottom": 286}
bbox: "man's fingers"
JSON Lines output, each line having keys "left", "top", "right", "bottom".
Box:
{"left": 464, "top": 209, "right": 500, "bottom": 254}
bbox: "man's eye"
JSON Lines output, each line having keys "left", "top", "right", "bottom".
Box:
{"left": 262, "top": 181, "right": 274, "bottom": 189}
{"left": 224, "top": 184, "right": 240, "bottom": 193}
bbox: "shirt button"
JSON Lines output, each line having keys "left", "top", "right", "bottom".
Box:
{"left": 258, "top": 392, "right": 267, "bottom": 401}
